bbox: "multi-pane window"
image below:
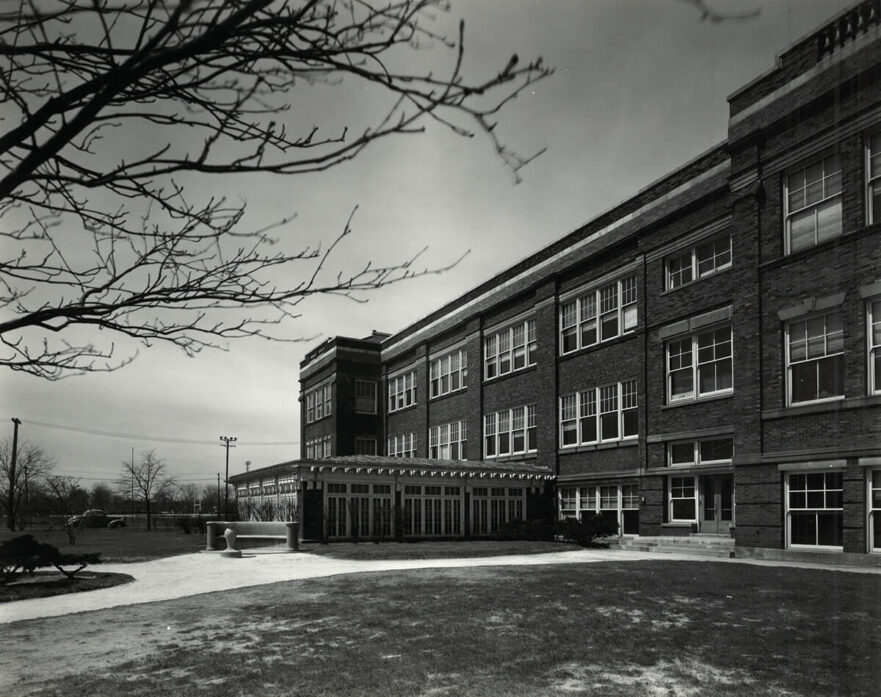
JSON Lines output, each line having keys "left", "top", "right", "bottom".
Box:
{"left": 429, "top": 349, "right": 468, "bottom": 398}
{"left": 388, "top": 432, "right": 416, "bottom": 458}
{"left": 560, "top": 275, "right": 638, "bottom": 354}
{"left": 559, "top": 381, "right": 637, "bottom": 447}
{"left": 787, "top": 312, "right": 844, "bottom": 405}
{"left": 785, "top": 152, "right": 842, "bottom": 253}
{"left": 561, "top": 484, "right": 637, "bottom": 535}
{"left": 666, "top": 234, "right": 732, "bottom": 290}
{"left": 668, "top": 437, "right": 734, "bottom": 467}
{"left": 870, "top": 299, "right": 881, "bottom": 395}
{"left": 483, "top": 405, "right": 537, "bottom": 458}
{"left": 870, "top": 470, "right": 881, "bottom": 552}
{"left": 669, "top": 476, "right": 697, "bottom": 521}
{"left": 666, "top": 326, "right": 732, "bottom": 403}
{"left": 354, "top": 438, "right": 377, "bottom": 455}
{"left": 388, "top": 370, "right": 417, "bottom": 412}
{"left": 304, "top": 383, "right": 333, "bottom": 423}
{"left": 868, "top": 131, "right": 881, "bottom": 224}
{"left": 787, "top": 472, "right": 843, "bottom": 548}
{"left": 428, "top": 421, "right": 467, "bottom": 460}
{"left": 354, "top": 380, "right": 377, "bottom": 414}
{"left": 484, "top": 319, "right": 536, "bottom": 380}
{"left": 305, "top": 435, "right": 332, "bottom": 459}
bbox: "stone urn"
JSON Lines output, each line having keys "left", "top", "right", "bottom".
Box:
{"left": 221, "top": 526, "right": 242, "bottom": 558}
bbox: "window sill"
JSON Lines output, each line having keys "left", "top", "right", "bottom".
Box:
{"left": 485, "top": 452, "right": 537, "bottom": 463}
{"left": 483, "top": 363, "right": 537, "bottom": 385}
{"left": 762, "top": 394, "right": 881, "bottom": 420}
{"left": 759, "top": 225, "right": 880, "bottom": 271}
{"left": 660, "top": 265, "right": 732, "bottom": 295}
{"left": 387, "top": 404, "right": 419, "bottom": 417}
{"left": 429, "top": 387, "right": 468, "bottom": 403}
{"left": 559, "top": 439, "right": 638, "bottom": 455}
{"left": 662, "top": 392, "right": 733, "bottom": 410}
{"left": 558, "top": 330, "right": 640, "bottom": 362}
{"left": 305, "top": 415, "right": 333, "bottom": 426}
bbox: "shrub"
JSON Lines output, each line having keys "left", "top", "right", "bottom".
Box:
{"left": 0, "top": 534, "right": 101, "bottom": 583}
{"left": 494, "top": 518, "right": 556, "bottom": 541}
{"left": 555, "top": 513, "right": 619, "bottom": 547}
{"left": 178, "top": 517, "right": 192, "bottom": 534}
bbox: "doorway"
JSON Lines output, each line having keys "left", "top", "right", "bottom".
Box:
{"left": 700, "top": 474, "right": 733, "bottom": 533}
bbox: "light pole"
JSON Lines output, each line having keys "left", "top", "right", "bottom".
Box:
{"left": 219, "top": 436, "right": 237, "bottom": 519}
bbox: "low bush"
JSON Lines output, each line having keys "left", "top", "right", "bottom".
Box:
{"left": 555, "top": 513, "right": 618, "bottom": 547}
{"left": 0, "top": 534, "right": 101, "bottom": 584}
{"left": 494, "top": 518, "right": 556, "bottom": 541}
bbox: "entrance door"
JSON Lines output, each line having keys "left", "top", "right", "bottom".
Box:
{"left": 700, "top": 474, "right": 734, "bottom": 533}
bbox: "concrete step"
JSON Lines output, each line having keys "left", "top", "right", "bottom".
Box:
{"left": 612, "top": 535, "right": 735, "bottom": 558}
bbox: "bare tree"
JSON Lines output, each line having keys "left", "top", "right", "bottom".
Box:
{"left": 89, "top": 481, "right": 115, "bottom": 510}
{"left": 0, "top": 437, "right": 55, "bottom": 531}
{"left": 118, "top": 450, "right": 174, "bottom": 530}
{"left": 44, "top": 475, "right": 89, "bottom": 515}
{"left": 0, "top": 0, "right": 551, "bottom": 379}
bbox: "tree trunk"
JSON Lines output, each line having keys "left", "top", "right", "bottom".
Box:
{"left": 145, "top": 498, "right": 152, "bottom": 531}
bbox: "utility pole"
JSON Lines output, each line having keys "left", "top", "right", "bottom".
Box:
{"left": 217, "top": 473, "right": 221, "bottom": 515}
{"left": 219, "top": 436, "right": 236, "bottom": 519}
{"left": 7, "top": 418, "right": 21, "bottom": 531}
{"left": 131, "top": 447, "right": 135, "bottom": 526}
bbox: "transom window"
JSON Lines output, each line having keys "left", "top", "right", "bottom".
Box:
{"left": 787, "top": 471, "right": 843, "bottom": 548}
{"left": 786, "top": 312, "right": 844, "bottom": 405}
{"left": 870, "top": 299, "right": 881, "bottom": 395}
{"left": 354, "top": 380, "right": 377, "bottom": 414}
{"left": 666, "top": 325, "right": 733, "bottom": 403}
{"left": 868, "top": 131, "right": 881, "bottom": 224}
{"left": 666, "top": 233, "right": 732, "bottom": 290}
{"left": 484, "top": 319, "right": 536, "bottom": 380}
{"left": 388, "top": 370, "right": 417, "bottom": 413}
{"left": 560, "top": 275, "right": 638, "bottom": 354}
{"left": 428, "top": 421, "right": 467, "bottom": 460}
{"left": 305, "top": 383, "right": 332, "bottom": 423}
{"left": 484, "top": 405, "right": 536, "bottom": 458}
{"left": 388, "top": 432, "right": 416, "bottom": 458}
{"left": 785, "top": 152, "right": 842, "bottom": 253}
{"left": 560, "top": 380, "right": 637, "bottom": 447}
{"left": 668, "top": 437, "right": 733, "bottom": 466}
{"left": 430, "top": 348, "right": 468, "bottom": 398}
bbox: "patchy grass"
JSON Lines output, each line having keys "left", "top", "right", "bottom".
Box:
{"left": 0, "top": 571, "right": 133, "bottom": 603}
{"left": 0, "top": 527, "right": 205, "bottom": 563}
{"left": 4, "top": 561, "right": 879, "bottom": 696}
{"left": 302, "top": 539, "right": 581, "bottom": 560}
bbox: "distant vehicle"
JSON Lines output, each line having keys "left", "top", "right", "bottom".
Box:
{"left": 67, "top": 509, "right": 109, "bottom": 528}
{"left": 107, "top": 518, "right": 127, "bottom": 528}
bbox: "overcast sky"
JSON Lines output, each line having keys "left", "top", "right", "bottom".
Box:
{"left": 2, "top": 0, "right": 845, "bottom": 492}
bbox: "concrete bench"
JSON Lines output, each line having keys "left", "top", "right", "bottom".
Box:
{"left": 206, "top": 521, "right": 299, "bottom": 553}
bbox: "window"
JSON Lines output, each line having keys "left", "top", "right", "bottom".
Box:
{"left": 669, "top": 476, "right": 697, "bottom": 522}
{"left": 870, "top": 470, "right": 881, "bottom": 552}
{"left": 785, "top": 152, "right": 842, "bottom": 253}
{"left": 562, "top": 484, "right": 637, "bottom": 535}
{"left": 354, "top": 438, "right": 377, "bottom": 455}
{"left": 483, "top": 405, "right": 537, "bottom": 458}
{"left": 560, "top": 487, "right": 577, "bottom": 517}
{"left": 388, "top": 432, "right": 416, "bottom": 458}
{"left": 668, "top": 437, "right": 733, "bottom": 467}
{"left": 304, "top": 383, "right": 332, "bottom": 424}
{"left": 666, "top": 326, "right": 732, "bottom": 402}
{"left": 870, "top": 299, "right": 881, "bottom": 395}
{"left": 559, "top": 381, "right": 637, "bottom": 448}
{"left": 305, "top": 435, "right": 332, "bottom": 459}
{"left": 559, "top": 275, "right": 638, "bottom": 355}
{"left": 428, "top": 421, "right": 467, "bottom": 460}
{"left": 429, "top": 348, "right": 468, "bottom": 398}
{"left": 787, "top": 312, "right": 844, "bottom": 405}
{"left": 484, "top": 319, "right": 536, "bottom": 380}
{"left": 868, "top": 131, "right": 881, "bottom": 224}
{"left": 354, "top": 380, "right": 377, "bottom": 414}
{"left": 666, "top": 233, "right": 732, "bottom": 290}
{"left": 388, "top": 370, "right": 417, "bottom": 413}
{"left": 787, "top": 472, "right": 843, "bottom": 548}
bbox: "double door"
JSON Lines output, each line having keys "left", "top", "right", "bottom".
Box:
{"left": 700, "top": 474, "right": 733, "bottom": 533}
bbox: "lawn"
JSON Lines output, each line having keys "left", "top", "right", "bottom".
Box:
{"left": 302, "top": 539, "right": 582, "bottom": 559}
{"left": 3, "top": 560, "right": 879, "bottom": 696}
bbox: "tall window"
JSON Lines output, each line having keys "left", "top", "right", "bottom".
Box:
{"left": 388, "top": 433, "right": 416, "bottom": 457}
{"left": 354, "top": 380, "right": 377, "bottom": 414}
{"left": 666, "top": 326, "right": 732, "bottom": 403}
{"left": 669, "top": 476, "right": 697, "bottom": 522}
{"left": 560, "top": 275, "right": 638, "bottom": 355}
{"left": 666, "top": 234, "right": 732, "bottom": 290}
{"left": 668, "top": 437, "right": 733, "bottom": 466}
{"left": 484, "top": 405, "right": 536, "bottom": 458}
{"left": 787, "top": 472, "right": 843, "bottom": 548}
{"left": 870, "top": 299, "right": 881, "bottom": 395}
{"left": 870, "top": 470, "right": 881, "bottom": 552}
{"left": 868, "top": 131, "right": 881, "bottom": 224}
{"left": 428, "top": 421, "right": 467, "bottom": 460}
{"left": 429, "top": 348, "right": 468, "bottom": 398}
{"left": 787, "top": 312, "right": 844, "bottom": 405}
{"left": 305, "top": 435, "right": 332, "bottom": 459}
{"left": 388, "top": 370, "right": 416, "bottom": 413}
{"left": 305, "top": 383, "right": 333, "bottom": 424}
{"left": 484, "top": 319, "right": 536, "bottom": 380}
{"left": 785, "top": 152, "right": 842, "bottom": 253}
{"left": 559, "top": 381, "right": 637, "bottom": 447}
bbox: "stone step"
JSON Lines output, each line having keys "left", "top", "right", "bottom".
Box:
{"left": 612, "top": 536, "right": 735, "bottom": 558}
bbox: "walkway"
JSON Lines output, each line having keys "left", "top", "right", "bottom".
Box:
{"left": 3, "top": 547, "right": 879, "bottom": 625}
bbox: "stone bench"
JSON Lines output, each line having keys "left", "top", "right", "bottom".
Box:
{"left": 206, "top": 521, "right": 299, "bottom": 555}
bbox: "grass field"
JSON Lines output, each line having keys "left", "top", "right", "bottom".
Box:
{"left": 4, "top": 560, "right": 880, "bottom": 696}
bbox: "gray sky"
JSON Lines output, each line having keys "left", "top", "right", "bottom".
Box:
{"left": 2, "top": 0, "right": 845, "bottom": 491}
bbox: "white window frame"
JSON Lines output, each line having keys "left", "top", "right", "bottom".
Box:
{"left": 388, "top": 432, "right": 416, "bottom": 458}
{"left": 304, "top": 383, "right": 332, "bottom": 424}
{"left": 429, "top": 348, "right": 468, "bottom": 399}
{"left": 428, "top": 420, "right": 467, "bottom": 460}
{"left": 484, "top": 319, "right": 536, "bottom": 381}
{"left": 668, "top": 437, "right": 734, "bottom": 467}
{"left": 305, "top": 434, "right": 332, "bottom": 459}
{"left": 666, "top": 325, "right": 733, "bottom": 403}
{"left": 785, "top": 311, "right": 845, "bottom": 406}
{"left": 354, "top": 380, "right": 377, "bottom": 414}
{"left": 869, "top": 298, "right": 881, "bottom": 396}
{"left": 387, "top": 370, "right": 417, "bottom": 413}
{"left": 668, "top": 475, "right": 698, "bottom": 523}
{"left": 483, "top": 404, "right": 536, "bottom": 459}
{"left": 869, "top": 469, "right": 881, "bottom": 553}
{"left": 665, "top": 233, "right": 732, "bottom": 290}
{"left": 784, "top": 151, "right": 843, "bottom": 254}
{"left": 559, "top": 380, "right": 637, "bottom": 448}
{"left": 868, "top": 130, "right": 881, "bottom": 225}
{"left": 785, "top": 471, "right": 844, "bottom": 549}
{"left": 559, "top": 275, "right": 638, "bottom": 355}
